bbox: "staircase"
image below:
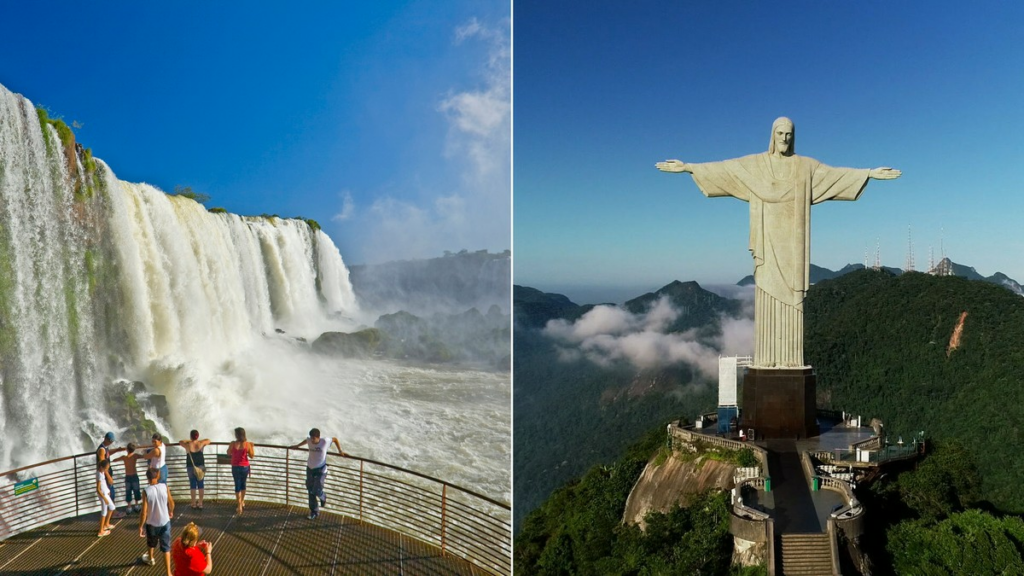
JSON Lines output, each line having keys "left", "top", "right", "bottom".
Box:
{"left": 779, "top": 532, "right": 834, "bottom": 575}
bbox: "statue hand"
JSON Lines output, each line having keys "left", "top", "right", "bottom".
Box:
{"left": 656, "top": 159, "right": 690, "bottom": 173}
{"left": 870, "top": 167, "right": 901, "bottom": 180}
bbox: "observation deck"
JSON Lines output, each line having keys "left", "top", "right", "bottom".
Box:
{"left": 0, "top": 443, "right": 510, "bottom": 575}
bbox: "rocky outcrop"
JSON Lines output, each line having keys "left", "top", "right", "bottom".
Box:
{"left": 312, "top": 329, "right": 383, "bottom": 358}
{"left": 102, "top": 380, "right": 163, "bottom": 444}
{"left": 622, "top": 452, "right": 737, "bottom": 529}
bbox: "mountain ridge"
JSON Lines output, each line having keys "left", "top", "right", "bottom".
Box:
{"left": 737, "top": 258, "right": 1024, "bottom": 296}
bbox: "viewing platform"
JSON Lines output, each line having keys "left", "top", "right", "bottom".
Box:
{"left": 675, "top": 412, "right": 919, "bottom": 575}
{"left": 0, "top": 443, "right": 510, "bottom": 575}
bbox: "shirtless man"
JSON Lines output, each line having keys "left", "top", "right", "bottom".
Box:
{"left": 112, "top": 443, "right": 145, "bottom": 513}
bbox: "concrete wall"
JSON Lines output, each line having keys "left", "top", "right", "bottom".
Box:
{"left": 668, "top": 422, "right": 769, "bottom": 469}
{"left": 730, "top": 510, "right": 773, "bottom": 571}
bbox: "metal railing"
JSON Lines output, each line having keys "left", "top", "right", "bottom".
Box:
{"left": 0, "top": 442, "right": 511, "bottom": 575}
{"left": 813, "top": 442, "right": 920, "bottom": 466}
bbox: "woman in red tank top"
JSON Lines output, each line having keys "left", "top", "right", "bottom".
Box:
{"left": 227, "top": 428, "right": 255, "bottom": 515}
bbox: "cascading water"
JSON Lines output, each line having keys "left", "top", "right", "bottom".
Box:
{"left": 0, "top": 86, "right": 351, "bottom": 454}
{"left": 0, "top": 83, "right": 509, "bottom": 502}
{"left": 0, "top": 87, "right": 101, "bottom": 471}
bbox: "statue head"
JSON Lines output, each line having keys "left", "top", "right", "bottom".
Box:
{"left": 768, "top": 117, "right": 794, "bottom": 156}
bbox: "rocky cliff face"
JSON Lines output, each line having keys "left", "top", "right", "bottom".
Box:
{"left": 622, "top": 451, "right": 737, "bottom": 529}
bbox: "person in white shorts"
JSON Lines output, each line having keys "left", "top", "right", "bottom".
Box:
{"left": 96, "top": 459, "right": 116, "bottom": 537}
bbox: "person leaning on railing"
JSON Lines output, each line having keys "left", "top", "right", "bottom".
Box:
{"left": 96, "top": 431, "right": 126, "bottom": 519}
{"left": 141, "top": 433, "right": 169, "bottom": 484}
{"left": 292, "top": 428, "right": 345, "bottom": 520}
{"left": 171, "top": 521, "right": 212, "bottom": 576}
{"left": 112, "top": 443, "right": 145, "bottom": 514}
{"left": 179, "top": 431, "right": 211, "bottom": 510}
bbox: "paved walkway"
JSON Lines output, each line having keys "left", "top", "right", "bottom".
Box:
{"left": 749, "top": 439, "right": 845, "bottom": 534}
{"left": 0, "top": 500, "right": 484, "bottom": 575}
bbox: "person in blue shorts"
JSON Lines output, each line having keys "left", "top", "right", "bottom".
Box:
{"left": 179, "top": 430, "right": 211, "bottom": 510}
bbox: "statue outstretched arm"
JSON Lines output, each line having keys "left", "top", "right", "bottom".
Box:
{"left": 656, "top": 159, "right": 692, "bottom": 174}
{"left": 869, "top": 167, "right": 901, "bottom": 180}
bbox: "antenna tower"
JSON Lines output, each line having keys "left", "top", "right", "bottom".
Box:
{"left": 874, "top": 238, "right": 881, "bottom": 270}
{"left": 905, "top": 226, "right": 915, "bottom": 272}
{"left": 935, "top": 226, "right": 952, "bottom": 276}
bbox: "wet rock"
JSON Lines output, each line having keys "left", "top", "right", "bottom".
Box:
{"left": 312, "top": 329, "right": 383, "bottom": 358}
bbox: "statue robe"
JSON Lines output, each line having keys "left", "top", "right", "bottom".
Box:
{"left": 688, "top": 153, "right": 870, "bottom": 367}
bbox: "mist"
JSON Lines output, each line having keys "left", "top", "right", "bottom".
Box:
{"left": 543, "top": 296, "right": 753, "bottom": 378}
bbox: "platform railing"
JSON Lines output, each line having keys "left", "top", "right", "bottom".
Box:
{"left": 0, "top": 442, "right": 511, "bottom": 576}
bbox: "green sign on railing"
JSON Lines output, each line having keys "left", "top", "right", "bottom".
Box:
{"left": 14, "top": 477, "right": 38, "bottom": 496}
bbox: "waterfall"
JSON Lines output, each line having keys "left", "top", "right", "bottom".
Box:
{"left": 0, "top": 84, "right": 359, "bottom": 472}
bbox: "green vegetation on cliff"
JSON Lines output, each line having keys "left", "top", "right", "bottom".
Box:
{"left": 854, "top": 440, "right": 1024, "bottom": 575}
{"left": 35, "top": 106, "right": 101, "bottom": 200}
{"left": 887, "top": 510, "right": 1024, "bottom": 575}
{"left": 172, "top": 185, "right": 210, "bottom": 204}
{"left": 805, "top": 268, "right": 1024, "bottom": 513}
{"left": 515, "top": 425, "right": 760, "bottom": 576}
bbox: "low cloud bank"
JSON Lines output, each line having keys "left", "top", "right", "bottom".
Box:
{"left": 543, "top": 296, "right": 753, "bottom": 378}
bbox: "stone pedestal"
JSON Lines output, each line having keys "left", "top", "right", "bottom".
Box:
{"left": 741, "top": 367, "right": 818, "bottom": 439}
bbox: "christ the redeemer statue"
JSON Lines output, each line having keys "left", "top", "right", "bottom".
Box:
{"left": 657, "top": 117, "right": 900, "bottom": 369}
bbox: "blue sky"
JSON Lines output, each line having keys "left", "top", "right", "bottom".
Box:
{"left": 514, "top": 2, "right": 1024, "bottom": 302}
{"left": 0, "top": 1, "right": 509, "bottom": 265}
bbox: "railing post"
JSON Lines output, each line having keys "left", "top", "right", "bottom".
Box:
{"left": 286, "top": 448, "right": 290, "bottom": 505}
{"left": 359, "top": 460, "right": 364, "bottom": 523}
{"left": 73, "top": 455, "right": 79, "bottom": 517}
{"left": 216, "top": 444, "right": 222, "bottom": 504}
{"left": 440, "top": 484, "right": 448, "bottom": 556}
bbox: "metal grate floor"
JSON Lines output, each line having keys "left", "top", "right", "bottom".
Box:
{"left": 0, "top": 500, "right": 483, "bottom": 575}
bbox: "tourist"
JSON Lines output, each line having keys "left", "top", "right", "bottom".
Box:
{"left": 112, "top": 443, "right": 144, "bottom": 513}
{"left": 141, "top": 433, "right": 168, "bottom": 484}
{"left": 292, "top": 428, "right": 345, "bottom": 520}
{"left": 179, "top": 431, "right": 211, "bottom": 509}
{"left": 139, "top": 467, "right": 174, "bottom": 570}
{"left": 96, "top": 432, "right": 126, "bottom": 519}
{"left": 96, "top": 459, "right": 116, "bottom": 537}
{"left": 171, "top": 521, "right": 213, "bottom": 575}
{"left": 227, "top": 427, "right": 255, "bottom": 516}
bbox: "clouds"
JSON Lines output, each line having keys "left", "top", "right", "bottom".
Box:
{"left": 332, "top": 191, "right": 355, "bottom": 222}
{"left": 440, "top": 17, "right": 511, "bottom": 178}
{"left": 543, "top": 296, "right": 754, "bottom": 379}
{"left": 341, "top": 17, "right": 510, "bottom": 264}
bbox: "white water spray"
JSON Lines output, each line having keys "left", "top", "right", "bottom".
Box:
{"left": 0, "top": 84, "right": 508, "bottom": 500}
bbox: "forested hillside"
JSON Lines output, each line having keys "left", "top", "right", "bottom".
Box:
{"left": 517, "top": 268, "right": 1024, "bottom": 574}
{"left": 514, "top": 426, "right": 763, "bottom": 576}
{"left": 513, "top": 284, "right": 724, "bottom": 529}
{"left": 805, "top": 268, "right": 1024, "bottom": 513}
